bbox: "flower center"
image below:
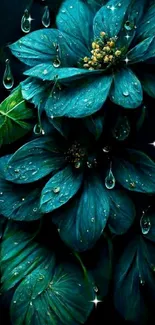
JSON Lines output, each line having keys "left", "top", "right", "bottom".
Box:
{"left": 64, "top": 142, "right": 87, "bottom": 168}
{"left": 81, "top": 32, "right": 122, "bottom": 71}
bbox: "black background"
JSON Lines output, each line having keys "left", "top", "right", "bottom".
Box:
{"left": 0, "top": 1, "right": 154, "bottom": 324}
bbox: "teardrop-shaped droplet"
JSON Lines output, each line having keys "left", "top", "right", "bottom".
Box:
{"left": 3, "top": 59, "right": 14, "bottom": 90}
{"left": 42, "top": 6, "right": 51, "bottom": 28}
{"left": 53, "top": 58, "right": 61, "bottom": 68}
{"left": 74, "top": 161, "right": 81, "bottom": 169}
{"left": 124, "top": 20, "right": 135, "bottom": 31}
{"left": 21, "top": 9, "right": 31, "bottom": 33}
{"left": 140, "top": 214, "right": 151, "bottom": 235}
{"left": 93, "top": 286, "right": 99, "bottom": 293}
{"left": 105, "top": 164, "right": 116, "bottom": 190}
{"left": 112, "top": 116, "right": 130, "bottom": 141}
{"left": 33, "top": 123, "right": 45, "bottom": 136}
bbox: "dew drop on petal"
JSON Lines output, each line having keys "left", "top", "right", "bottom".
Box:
{"left": 123, "top": 90, "right": 129, "bottom": 97}
{"left": 33, "top": 123, "right": 45, "bottom": 136}
{"left": 93, "top": 286, "right": 99, "bottom": 293}
{"left": 3, "top": 59, "right": 14, "bottom": 90}
{"left": 124, "top": 20, "right": 134, "bottom": 31}
{"left": 42, "top": 6, "right": 51, "bottom": 28}
{"left": 140, "top": 214, "right": 151, "bottom": 235}
{"left": 53, "top": 58, "right": 61, "bottom": 68}
{"left": 52, "top": 187, "right": 60, "bottom": 194}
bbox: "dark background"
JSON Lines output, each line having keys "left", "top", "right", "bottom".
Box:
{"left": 0, "top": 1, "right": 154, "bottom": 324}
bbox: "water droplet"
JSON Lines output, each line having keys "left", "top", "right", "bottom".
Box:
{"left": 140, "top": 214, "right": 151, "bottom": 235}
{"left": 33, "top": 208, "right": 37, "bottom": 212}
{"left": 0, "top": 192, "right": 3, "bottom": 196}
{"left": 52, "top": 187, "right": 60, "bottom": 194}
{"left": 140, "top": 278, "right": 145, "bottom": 286}
{"left": 112, "top": 116, "right": 130, "bottom": 141}
{"left": 105, "top": 163, "right": 116, "bottom": 190}
{"left": 42, "top": 6, "right": 50, "bottom": 28}
{"left": 33, "top": 123, "right": 45, "bottom": 136}
{"left": 124, "top": 20, "right": 135, "bottom": 31}
{"left": 53, "top": 58, "right": 61, "bottom": 68}
{"left": 3, "top": 59, "right": 14, "bottom": 90}
{"left": 74, "top": 161, "right": 81, "bottom": 169}
{"left": 91, "top": 217, "right": 95, "bottom": 223}
{"left": 13, "top": 301, "right": 17, "bottom": 304}
{"left": 21, "top": 198, "right": 25, "bottom": 201}
{"left": 123, "top": 90, "right": 129, "bottom": 97}
{"left": 93, "top": 286, "right": 98, "bottom": 293}
{"left": 87, "top": 161, "right": 93, "bottom": 168}
{"left": 102, "top": 146, "right": 110, "bottom": 153}
{"left": 21, "top": 9, "right": 31, "bottom": 34}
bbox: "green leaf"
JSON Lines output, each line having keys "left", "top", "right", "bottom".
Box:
{"left": 0, "top": 86, "right": 33, "bottom": 146}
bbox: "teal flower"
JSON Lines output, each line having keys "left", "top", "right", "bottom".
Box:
{"left": 9, "top": 0, "right": 155, "bottom": 118}
{"left": 1, "top": 129, "right": 155, "bottom": 251}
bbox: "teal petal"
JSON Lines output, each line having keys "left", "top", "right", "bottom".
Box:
{"left": 11, "top": 262, "right": 94, "bottom": 325}
{"left": 128, "top": 36, "right": 155, "bottom": 63}
{"left": 0, "top": 178, "right": 42, "bottom": 221}
{"left": 140, "top": 73, "right": 155, "bottom": 98}
{"left": 45, "top": 75, "right": 112, "bottom": 118}
{"left": 56, "top": 0, "right": 94, "bottom": 49}
{"left": 114, "top": 238, "right": 148, "bottom": 323}
{"left": 108, "top": 189, "right": 135, "bottom": 234}
{"left": 9, "top": 29, "right": 88, "bottom": 67}
{"left": 135, "top": 2, "right": 155, "bottom": 41}
{"left": 113, "top": 149, "right": 155, "bottom": 193}
{"left": 93, "top": 0, "right": 131, "bottom": 39}
{"left": 40, "top": 166, "right": 83, "bottom": 213}
{"left": 116, "top": 0, "right": 147, "bottom": 48}
{"left": 24, "top": 64, "right": 101, "bottom": 82}
{"left": 1, "top": 222, "right": 50, "bottom": 291}
{"left": 52, "top": 172, "right": 110, "bottom": 251}
{"left": 110, "top": 68, "right": 143, "bottom": 108}
{"left": 83, "top": 115, "right": 104, "bottom": 139}
{"left": 21, "top": 77, "right": 49, "bottom": 111}
{"left": 5, "top": 137, "right": 65, "bottom": 184}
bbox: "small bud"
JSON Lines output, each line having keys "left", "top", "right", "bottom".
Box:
{"left": 83, "top": 57, "right": 89, "bottom": 63}
{"left": 83, "top": 64, "right": 89, "bottom": 68}
{"left": 103, "top": 46, "right": 111, "bottom": 52}
{"left": 115, "top": 50, "right": 121, "bottom": 57}
{"left": 109, "top": 55, "right": 113, "bottom": 61}
{"left": 109, "top": 41, "right": 115, "bottom": 48}
{"left": 89, "top": 67, "right": 95, "bottom": 70}
{"left": 88, "top": 61, "right": 92, "bottom": 65}
{"left": 100, "top": 31, "right": 106, "bottom": 37}
{"left": 104, "top": 56, "right": 109, "bottom": 63}
{"left": 92, "top": 42, "right": 97, "bottom": 49}
{"left": 96, "top": 53, "right": 103, "bottom": 59}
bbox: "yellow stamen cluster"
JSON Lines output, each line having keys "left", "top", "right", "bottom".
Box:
{"left": 64, "top": 142, "right": 86, "bottom": 168}
{"left": 82, "top": 32, "right": 122, "bottom": 70}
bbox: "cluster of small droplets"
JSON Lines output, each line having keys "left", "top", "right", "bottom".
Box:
{"left": 82, "top": 32, "right": 122, "bottom": 71}
{"left": 64, "top": 142, "right": 86, "bottom": 168}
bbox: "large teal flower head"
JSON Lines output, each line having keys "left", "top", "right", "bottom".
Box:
{"left": 9, "top": 0, "right": 155, "bottom": 118}
{"left": 1, "top": 121, "right": 155, "bottom": 252}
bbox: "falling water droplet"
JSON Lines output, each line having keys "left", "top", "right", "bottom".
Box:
{"left": 42, "top": 6, "right": 51, "bottom": 28}
{"left": 53, "top": 58, "right": 61, "bottom": 68}
{"left": 124, "top": 20, "right": 135, "bottom": 31}
{"left": 105, "top": 163, "right": 116, "bottom": 190}
{"left": 33, "top": 123, "right": 45, "bottom": 136}
{"left": 140, "top": 214, "right": 151, "bottom": 235}
{"left": 3, "top": 59, "right": 14, "bottom": 90}
{"left": 112, "top": 116, "right": 130, "bottom": 141}
{"left": 21, "top": 9, "right": 31, "bottom": 33}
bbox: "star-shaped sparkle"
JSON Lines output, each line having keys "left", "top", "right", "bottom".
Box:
{"left": 124, "top": 57, "right": 130, "bottom": 64}
{"left": 90, "top": 295, "right": 102, "bottom": 308}
{"left": 125, "top": 34, "right": 130, "bottom": 40}
{"left": 150, "top": 141, "right": 155, "bottom": 147}
{"left": 110, "top": 5, "right": 116, "bottom": 11}
{"left": 27, "top": 16, "right": 34, "bottom": 23}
